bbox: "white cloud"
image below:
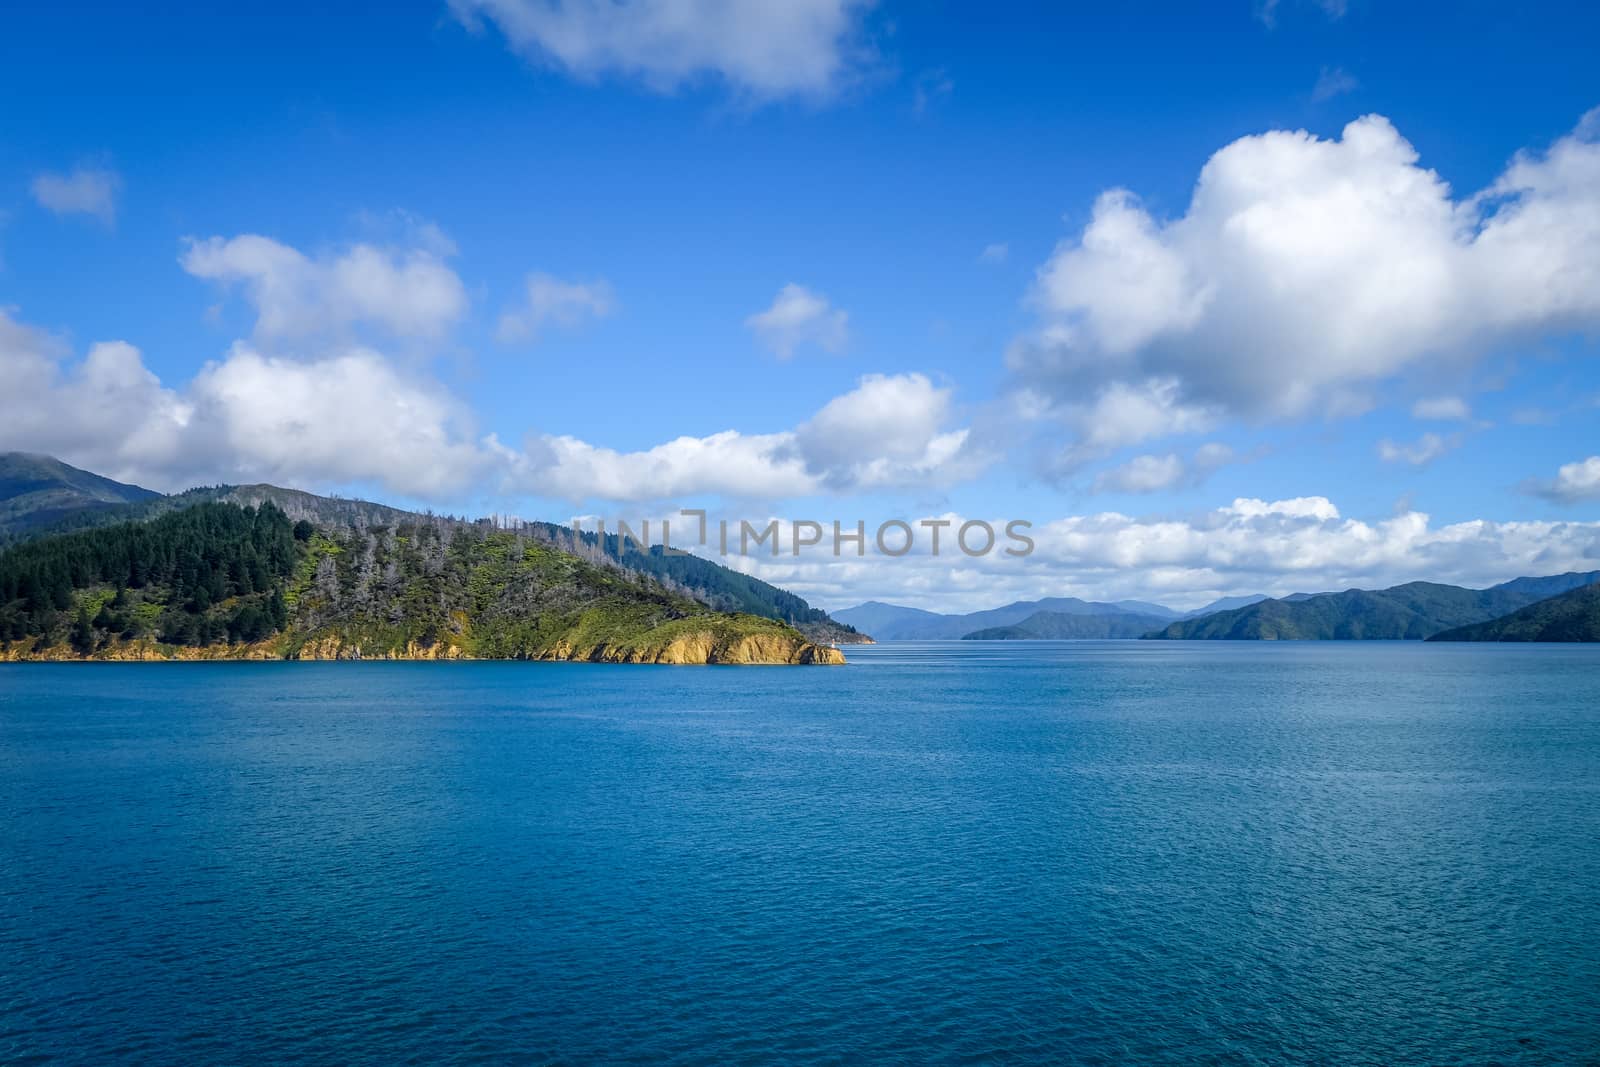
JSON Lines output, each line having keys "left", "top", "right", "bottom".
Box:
{"left": 1035, "top": 378, "right": 1218, "bottom": 476}
{"left": 509, "top": 430, "right": 814, "bottom": 501}
{"left": 1093, "top": 441, "right": 1236, "bottom": 494}
{"left": 1010, "top": 109, "right": 1600, "bottom": 440}
{"left": 0, "top": 312, "right": 191, "bottom": 487}
{"left": 450, "top": 0, "right": 875, "bottom": 99}
{"left": 31, "top": 166, "right": 122, "bottom": 225}
{"left": 978, "top": 242, "right": 1009, "bottom": 264}
{"left": 1311, "top": 65, "right": 1358, "bottom": 102}
{"left": 181, "top": 234, "right": 468, "bottom": 342}
{"left": 794, "top": 372, "right": 978, "bottom": 489}
{"left": 746, "top": 282, "right": 848, "bottom": 358}
{"left": 187, "top": 345, "right": 490, "bottom": 497}
{"left": 1411, "top": 395, "right": 1470, "bottom": 420}
{"left": 1377, "top": 431, "right": 1460, "bottom": 466}
{"left": 1094, "top": 453, "right": 1185, "bottom": 494}
{"left": 0, "top": 308, "right": 487, "bottom": 499}
{"left": 497, "top": 272, "right": 617, "bottom": 342}
{"left": 511, "top": 372, "right": 982, "bottom": 501}
{"left": 1525, "top": 456, "right": 1600, "bottom": 504}
{"left": 724, "top": 496, "right": 1600, "bottom": 615}
{"left": 2, "top": 301, "right": 981, "bottom": 506}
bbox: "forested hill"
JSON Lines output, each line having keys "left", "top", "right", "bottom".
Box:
{"left": 1149, "top": 573, "right": 1600, "bottom": 640}
{"left": 0, "top": 457, "right": 864, "bottom": 644}
{"left": 1428, "top": 583, "right": 1600, "bottom": 642}
{"left": 0, "top": 502, "right": 842, "bottom": 664}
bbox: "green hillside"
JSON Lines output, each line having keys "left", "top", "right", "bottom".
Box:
{"left": 0, "top": 457, "right": 863, "bottom": 642}
{"left": 0, "top": 453, "right": 161, "bottom": 546}
{"left": 0, "top": 502, "right": 841, "bottom": 664}
{"left": 1428, "top": 583, "right": 1600, "bottom": 642}
{"left": 1148, "top": 576, "right": 1600, "bottom": 640}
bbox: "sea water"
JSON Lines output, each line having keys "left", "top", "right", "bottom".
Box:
{"left": 2, "top": 642, "right": 1598, "bottom": 1064}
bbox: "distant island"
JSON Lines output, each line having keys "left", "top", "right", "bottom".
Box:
{"left": 0, "top": 453, "right": 849, "bottom": 665}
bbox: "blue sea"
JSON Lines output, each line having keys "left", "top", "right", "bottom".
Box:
{"left": 3, "top": 643, "right": 1599, "bottom": 1065}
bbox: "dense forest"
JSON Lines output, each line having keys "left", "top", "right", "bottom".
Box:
{"left": 0, "top": 502, "right": 299, "bottom": 651}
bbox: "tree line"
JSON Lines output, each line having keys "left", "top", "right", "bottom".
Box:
{"left": 0, "top": 502, "right": 301, "bottom": 648}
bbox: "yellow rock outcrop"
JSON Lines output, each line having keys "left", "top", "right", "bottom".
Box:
{"left": 3, "top": 631, "right": 844, "bottom": 665}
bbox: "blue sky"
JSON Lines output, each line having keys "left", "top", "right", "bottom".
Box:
{"left": 3, "top": 0, "right": 1600, "bottom": 610}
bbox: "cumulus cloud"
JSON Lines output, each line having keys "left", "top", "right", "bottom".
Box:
{"left": 31, "top": 166, "right": 122, "bottom": 225}
{"left": 0, "top": 312, "right": 190, "bottom": 487}
{"left": 1, "top": 306, "right": 980, "bottom": 505}
{"left": 1524, "top": 456, "right": 1600, "bottom": 504}
{"left": 511, "top": 372, "right": 982, "bottom": 501}
{"left": 187, "top": 345, "right": 490, "bottom": 496}
{"left": 793, "top": 372, "right": 978, "bottom": 489}
{"left": 1377, "top": 431, "right": 1461, "bottom": 466}
{"left": 449, "top": 0, "right": 875, "bottom": 99}
{"left": 1036, "top": 378, "right": 1219, "bottom": 476}
{"left": 181, "top": 234, "right": 468, "bottom": 342}
{"left": 746, "top": 282, "right": 849, "bottom": 358}
{"left": 1010, "top": 109, "right": 1600, "bottom": 442}
{"left": 978, "top": 242, "right": 1009, "bottom": 264}
{"left": 508, "top": 430, "right": 813, "bottom": 501}
{"left": 0, "top": 309, "right": 487, "bottom": 498}
{"left": 496, "top": 272, "right": 617, "bottom": 342}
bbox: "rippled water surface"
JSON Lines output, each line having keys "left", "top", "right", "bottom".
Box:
{"left": 3, "top": 643, "right": 1600, "bottom": 1064}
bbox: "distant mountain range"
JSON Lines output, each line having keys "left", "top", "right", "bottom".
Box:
{"left": 838, "top": 573, "right": 1600, "bottom": 644}
{"left": 833, "top": 593, "right": 1268, "bottom": 641}
{"left": 963, "top": 609, "right": 1174, "bottom": 640}
{"left": 832, "top": 597, "right": 1174, "bottom": 640}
